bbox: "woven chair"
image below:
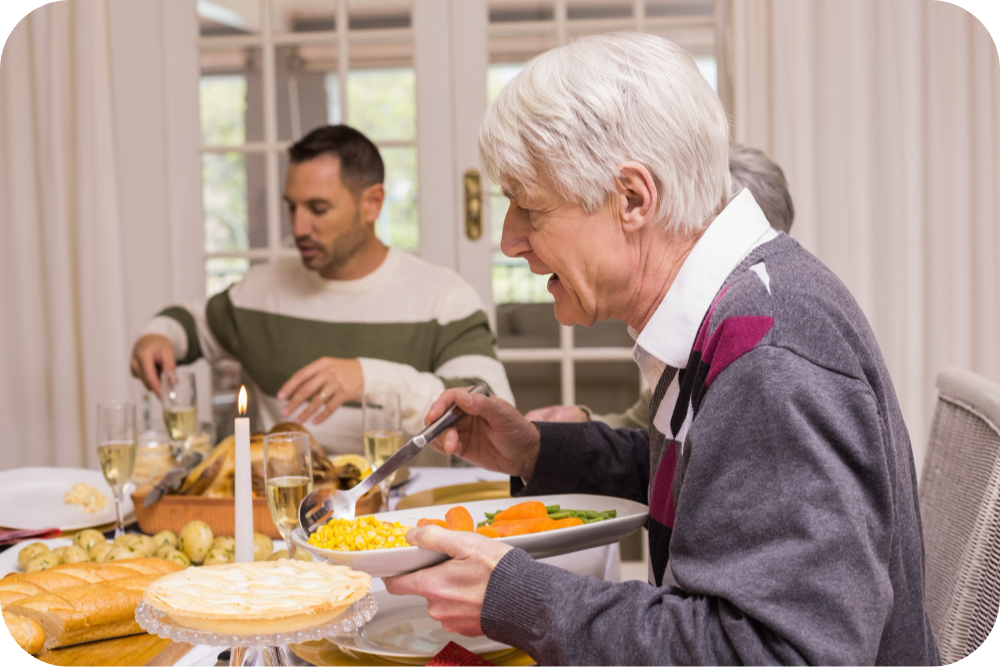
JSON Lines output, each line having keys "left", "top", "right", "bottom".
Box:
{"left": 919, "top": 367, "right": 1000, "bottom": 663}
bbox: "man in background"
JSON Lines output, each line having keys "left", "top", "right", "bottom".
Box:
{"left": 131, "top": 124, "right": 512, "bottom": 454}
{"left": 524, "top": 144, "right": 794, "bottom": 427}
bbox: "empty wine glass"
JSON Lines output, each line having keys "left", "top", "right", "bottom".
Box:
{"left": 96, "top": 402, "right": 137, "bottom": 538}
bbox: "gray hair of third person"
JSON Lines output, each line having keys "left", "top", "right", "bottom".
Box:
{"left": 729, "top": 144, "right": 794, "bottom": 234}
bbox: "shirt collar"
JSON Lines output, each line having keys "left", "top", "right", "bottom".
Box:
{"left": 307, "top": 246, "right": 399, "bottom": 293}
{"left": 632, "top": 189, "right": 775, "bottom": 385}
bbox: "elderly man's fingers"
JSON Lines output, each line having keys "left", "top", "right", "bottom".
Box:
{"left": 403, "top": 525, "right": 484, "bottom": 558}
{"left": 424, "top": 388, "right": 471, "bottom": 425}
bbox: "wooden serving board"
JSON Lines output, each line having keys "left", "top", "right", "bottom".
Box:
{"left": 34, "top": 633, "right": 191, "bottom": 666}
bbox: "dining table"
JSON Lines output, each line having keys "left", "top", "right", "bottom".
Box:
{"left": 2, "top": 466, "right": 623, "bottom": 666}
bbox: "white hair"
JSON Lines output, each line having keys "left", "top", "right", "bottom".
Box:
{"left": 479, "top": 32, "right": 731, "bottom": 235}
{"left": 728, "top": 144, "right": 795, "bottom": 233}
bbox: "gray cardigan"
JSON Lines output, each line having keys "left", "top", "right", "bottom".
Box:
{"left": 480, "top": 235, "right": 940, "bottom": 665}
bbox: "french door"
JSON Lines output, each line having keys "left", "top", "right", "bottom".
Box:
{"left": 195, "top": 0, "right": 723, "bottom": 413}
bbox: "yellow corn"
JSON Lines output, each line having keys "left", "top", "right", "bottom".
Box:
{"left": 307, "top": 515, "right": 412, "bottom": 551}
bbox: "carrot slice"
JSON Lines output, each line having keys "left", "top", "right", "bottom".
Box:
{"left": 493, "top": 523, "right": 530, "bottom": 537}
{"left": 545, "top": 517, "right": 585, "bottom": 531}
{"left": 475, "top": 525, "right": 500, "bottom": 538}
{"left": 445, "top": 506, "right": 475, "bottom": 531}
{"left": 491, "top": 517, "right": 552, "bottom": 534}
{"left": 492, "top": 501, "right": 548, "bottom": 523}
{"left": 417, "top": 518, "right": 449, "bottom": 528}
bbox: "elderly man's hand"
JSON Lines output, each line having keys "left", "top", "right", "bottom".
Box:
{"left": 277, "top": 357, "right": 363, "bottom": 425}
{"left": 425, "top": 388, "right": 540, "bottom": 479}
{"left": 524, "top": 404, "right": 589, "bottom": 423}
{"left": 130, "top": 334, "right": 176, "bottom": 398}
{"left": 383, "top": 526, "right": 513, "bottom": 636}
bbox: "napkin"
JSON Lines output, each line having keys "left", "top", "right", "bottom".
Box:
{"left": 426, "top": 642, "right": 496, "bottom": 666}
{"left": 0, "top": 527, "right": 62, "bottom": 546}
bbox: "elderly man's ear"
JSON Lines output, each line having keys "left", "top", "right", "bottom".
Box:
{"left": 614, "top": 162, "right": 658, "bottom": 232}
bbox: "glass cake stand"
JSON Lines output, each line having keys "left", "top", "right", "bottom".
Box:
{"left": 135, "top": 594, "right": 378, "bottom": 666}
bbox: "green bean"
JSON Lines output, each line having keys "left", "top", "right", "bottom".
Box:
{"left": 546, "top": 505, "right": 561, "bottom": 513}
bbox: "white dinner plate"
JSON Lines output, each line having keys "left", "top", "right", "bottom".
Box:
{"left": 0, "top": 467, "right": 135, "bottom": 532}
{"left": 328, "top": 586, "right": 510, "bottom": 659}
{"left": 0, "top": 537, "right": 289, "bottom": 577}
{"left": 294, "top": 493, "right": 648, "bottom": 578}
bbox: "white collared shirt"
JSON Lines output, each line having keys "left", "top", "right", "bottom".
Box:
{"left": 631, "top": 189, "right": 777, "bottom": 436}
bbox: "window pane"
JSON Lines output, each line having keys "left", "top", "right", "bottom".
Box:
{"left": 203, "top": 152, "right": 268, "bottom": 252}
{"left": 575, "top": 319, "right": 634, "bottom": 348}
{"left": 272, "top": 0, "right": 336, "bottom": 33}
{"left": 493, "top": 252, "right": 553, "bottom": 305}
{"left": 566, "top": 0, "right": 632, "bottom": 21}
{"left": 489, "top": 187, "right": 509, "bottom": 246}
{"left": 576, "top": 361, "right": 641, "bottom": 415}
{"left": 348, "top": 0, "right": 412, "bottom": 30}
{"left": 504, "top": 361, "right": 560, "bottom": 413}
{"left": 200, "top": 75, "right": 247, "bottom": 146}
{"left": 199, "top": 0, "right": 262, "bottom": 36}
{"left": 379, "top": 146, "right": 418, "bottom": 250}
{"left": 693, "top": 56, "right": 717, "bottom": 93}
{"left": 487, "top": 63, "right": 523, "bottom": 105}
{"left": 275, "top": 46, "right": 338, "bottom": 142}
{"left": 206, "top": 257, "right": 249, "bottom": 297}
{"left": 645, "top": 0, "right": 713, "bottom": 18}
{"left": 489, "top": 1, "right": 554, "bottom": 23}
{"left": 347, "top": 68, "right": 416, "bottom": 142}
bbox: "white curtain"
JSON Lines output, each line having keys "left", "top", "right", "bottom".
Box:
{"left": 730, "top": 0, "right": 1000, "bottom": 473}
{"left": 0, "top": 0, "right": 202, "bottom": 471}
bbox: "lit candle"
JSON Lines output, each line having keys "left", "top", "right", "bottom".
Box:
{"left": 234, "top": 386, "right": 253, "bottom": 563}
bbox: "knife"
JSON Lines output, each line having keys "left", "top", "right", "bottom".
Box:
{"left": 143, "top": 451, "right": 204, "bottom": 507}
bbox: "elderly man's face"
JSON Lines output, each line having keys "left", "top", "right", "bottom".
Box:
{"left": 500, "top": 188, "right": 627, "bottom": 326}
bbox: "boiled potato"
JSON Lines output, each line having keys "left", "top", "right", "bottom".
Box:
{"left": 253, "top": 533, "right": 273, "bottom": 561}
{"left": 17, "top": 543, "right": 50, "bottom": 569}
{"left": 202, "top": 546, "right": 234, "bottom": 566}
{"left": 153, "top": 544, "right": 176, "bottom": 559}
{"left": 50, "top": 546, "right": 70, "bottom": 561}
{"left": 61, "top": 545, "right": 89, "bottom": 564}
{"left": 161, "top": 549, "right": 191, "bottom": 567}
{"left": 25, "top": 553, "right": 61, "bottom": 572}
{"left": 210, "top": 536, "right": 235, "bottom": 551}
{"left": 89, "top": 542, "right": 113, "bottom": 562}
{"left": 267, "top": 549, "right": 289, "bottom": 561}
{"left": 104, "top": 545, "right": 141, "bottom": 561}
{"left": 178, "top": 520, "right": 214, "bottom": 564}
{"left": 113, "top": 534, "right": 141, "bottom": 549}
{"left": 133, "top": 534, "right": 157, "bottom": 556}
{"left": 74, "top": 529, "right": 106, "bottom": 553}
{"left": 151, "top": 530, "right": 177, "bottom": 550}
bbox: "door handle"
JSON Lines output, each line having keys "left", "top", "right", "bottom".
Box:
{"left": 464, "top": 169, "right": 482, "bottom": 240}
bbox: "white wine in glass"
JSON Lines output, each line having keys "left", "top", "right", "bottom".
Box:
{"left": 362, "top": 392, "right": 402, "bottom": 508}
{"left": 160, "top": 369, "right": 198, "bottom": 452}
{"left": 263, "top": 432, "right": 312, "bottom": 556}
{"left": 97, "top": 402, "right": 137, "bottom": 538}
{"left": 163, "top": 405, "right": 197, "bottom": 442}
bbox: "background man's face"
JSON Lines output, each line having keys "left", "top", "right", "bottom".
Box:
{"left": 284, "top": 155, "right": 370, "bottom": 277}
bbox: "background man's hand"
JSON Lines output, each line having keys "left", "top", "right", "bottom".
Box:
{"left": 383, "top": 526, "right": 512, "bottom": 636}
{"left": 277, "top": 357, "right": 363, "bottom": 425}
{"left": 130, "top": 334, "right": 176, "bottom": 397}
{"left": 424, "top": 388, "right": 540, "bottom": 479}
{"left": 523, "top": 404, "right": 589, "bottom": 423}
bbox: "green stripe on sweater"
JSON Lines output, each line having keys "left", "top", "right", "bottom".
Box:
{"left": 205, "top": 290, "right": 497, "bottom": 396}
{"left": 158, "top": 306, "right": 202, "bottom": 365}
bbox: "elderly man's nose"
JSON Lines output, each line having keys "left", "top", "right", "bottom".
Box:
{"left": 500, "top": 207, "right": 530, "bottom": 258}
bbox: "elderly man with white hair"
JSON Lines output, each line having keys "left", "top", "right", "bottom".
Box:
{"left": 386, "top": 32, "right": 939, "bottom": 665}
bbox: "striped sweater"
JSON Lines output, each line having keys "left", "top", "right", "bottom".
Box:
{"left": 143, "top": 248, "right": 513, "bottom": 454}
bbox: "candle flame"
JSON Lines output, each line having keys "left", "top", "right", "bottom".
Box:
{"left": 238, "top": 385, "right": 247, "bottom": 415}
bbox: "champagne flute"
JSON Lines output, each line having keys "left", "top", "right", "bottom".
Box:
{"left": 161, "top": 369, "right": 198, "bottom": 455}
{"left": 362, "top": 392, "right": 403, "bottom": 509}
{"left": 96, "top": 402, "right": 137, "bottom": 538}
{"left": 263, "top": 432, "right": 312, "bottom": 558}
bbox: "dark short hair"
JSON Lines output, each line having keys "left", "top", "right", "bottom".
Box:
{"left": 288, "top": 125, "right": 384, "bottom": 196}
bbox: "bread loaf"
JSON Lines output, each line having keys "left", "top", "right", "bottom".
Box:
{"left": 6, "top": 575, "right": 159, "bottom": 650}
{"left": 0, "top": 558, "right": 183, "bottom": 607}
{"left": 2, "top": 611, "right": 45, "bottom": 655}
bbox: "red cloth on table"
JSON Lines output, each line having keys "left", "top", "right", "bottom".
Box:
{"left": 426, "top": 641, "right": 496, "bottom": 666}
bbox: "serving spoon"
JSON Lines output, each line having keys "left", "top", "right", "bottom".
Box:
{"left": 298, "top": 383, "right": 491, "bottom": 534}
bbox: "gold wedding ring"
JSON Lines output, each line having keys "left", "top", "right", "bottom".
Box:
{"left": 318, "top": 391, "right": 330, "bottom": 403}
